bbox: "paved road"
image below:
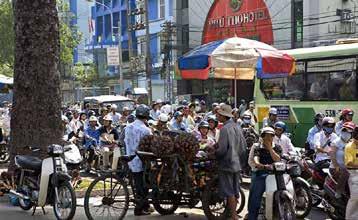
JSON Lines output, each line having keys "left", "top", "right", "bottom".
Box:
{"left": 0, "top": 165, "right": 329, "bottom": 219}
{"left": 0, "top": 201, "right": 329, "bottom": 220}
{"left": 0, "top": 187, "right": 330, "bottom": 220}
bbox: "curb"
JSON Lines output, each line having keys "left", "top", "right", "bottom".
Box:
{"left": 0, "top": 195, "right": 9, "bottom": 203}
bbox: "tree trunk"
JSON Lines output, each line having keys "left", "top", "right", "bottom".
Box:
{"left": 9, "top": 0, "right": 62, "bottom": 170}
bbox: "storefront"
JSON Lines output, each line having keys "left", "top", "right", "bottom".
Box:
{"left": 177, "top": 0, "right": 274, "bottom": 104}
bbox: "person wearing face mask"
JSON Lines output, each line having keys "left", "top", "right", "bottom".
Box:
{"left": 262, "top": 108, "right": 278, "bottom": 128}
{"left": 306, "top": 113, "right": 325, "bottom": 157}
{"left": 330, "top": 122, "right": 356, "bottom": 199}
{"left": 313, "top": 117, "right": 338, "bottom": 175}
{"left": 335, "top": 108, "right": 354, "bottom": 136}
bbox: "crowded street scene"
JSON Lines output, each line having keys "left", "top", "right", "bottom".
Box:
{"left": 0, "top": 0, "right": 358, "bottom": 220}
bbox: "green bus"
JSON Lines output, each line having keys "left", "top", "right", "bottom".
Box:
{"left": 254, "top": 42, "right": 358, "bottom": 147}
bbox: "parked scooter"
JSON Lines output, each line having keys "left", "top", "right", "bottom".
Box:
{"left": 258, "top": 161, "right": 296, "bottom": 220}
{"left": 321, "top": 168, "right": 349, "bottom": 220}
{"left": 10, "top": 145, "right": 77, "bottom": 220}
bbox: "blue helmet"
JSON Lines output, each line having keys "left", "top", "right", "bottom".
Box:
{"left": 173, "top": 111, "right": 183, "bottom": 119}
{"left": 274, "top": 121, "right": 287, "bottom": 132}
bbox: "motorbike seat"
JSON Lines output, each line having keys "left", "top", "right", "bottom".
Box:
{"left": 15, "top": 155, "right": 42, "bottom": 171}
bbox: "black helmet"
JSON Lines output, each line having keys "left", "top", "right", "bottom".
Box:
{"left": 135, "top": 104, "right": 150, "bottom": 119}
{"left": 88, "top": 110, "right": 95, "bottom": 117}
{"left": 198, "top": 121, "right": 210, "bottom": 129}
{"left": 314, "top": 113, "right": 325, "bottom": 124}
{"left": 127, "top": 114, "right": 136, "bottom": 123}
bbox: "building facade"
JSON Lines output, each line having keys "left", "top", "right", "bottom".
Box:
{"left": 85, "top": 0, "right": 174, "bottom": 101}
{"left": 175, "top": 0, "right": 358, "bottom": 103}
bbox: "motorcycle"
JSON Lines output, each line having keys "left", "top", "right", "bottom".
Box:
{"left": 0, "top": 137, "right": 10, "bottom": 163}
{"left": 63, "top": 143, "right": 83, "bottom": 187}
{"left": 10, "top": 144, "right": 76, "bottom": 220}
{"left": 300, "top": 154, "right": 329, "bottom": 207}
{"left": 321, "top": 168, "right": 349, "bottom": 220}
{"left": 284, "top": 154, "right": 312, "bottom": 218}
{"left": 258, "top": 161, "right": 296, "bottom": 220}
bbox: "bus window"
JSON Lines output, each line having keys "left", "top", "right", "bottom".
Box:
{"left": 261, "top": 74, "right": 304, "bottom": 100}
{"left": 307, "top": 71, "right": 357, "bottom": 101}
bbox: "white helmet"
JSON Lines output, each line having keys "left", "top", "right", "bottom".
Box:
{"left": 269, "top": 107, "right": 278, "bottom": 115}
{"left": 103, "top": 114, "right": 113, "bottom": 121}
{"left": 261, "top": 127, "right": 275, "bottom": 136}
{"left": 89, "top": 116, "right": 98, "bottom": 122}
{"left": 111, "top": 104, "right": 118, "bottom": 109}
{"left": 158, "top": 114, "right": 169, "bottom": 123}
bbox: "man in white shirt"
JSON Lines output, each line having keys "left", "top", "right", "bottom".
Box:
{"left": 273, "top": 121, "right": 295, "bottom": 155}
{"left": 313, "top": 117, "right": 338, "bottom": 173}
{"left": 109, "top": 104, "right": 121, "bottom": 125}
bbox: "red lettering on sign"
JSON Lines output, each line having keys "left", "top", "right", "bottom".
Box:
{"left": 202, "top": 0, "right": 274, "bottom": 44}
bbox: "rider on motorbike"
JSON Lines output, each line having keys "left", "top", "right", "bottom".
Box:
{"left": 306, "top": 113, "right": 325, "bottom": 157}
{"left": 336, "top": 108, "right": 354, "bottom": 136}
{"left": 273, "top": 121, "right": 295, "bottom": 155}
{"left": 262, "top": 108, "right": 278, "bottom": 128}
{"left": 84, "top": 116, "right": 100, "bottom": 172}
{"left": 248, "top": 127, "right": 282, "bottom": 220}
{"left": 98, "top": 115, "right": 119, "bottom": 169}
{"left": 313, "top": 117, "right": 338, "bottom": 175}
{"left": 330, "top": 121, "right": 356, "bottom": 198}
{"left": 169, "top": 111, "right": 189, "bottom": 132}
{"left": 207, "top": 115, "right": 219, "bottom": 142}
{"left": 345, "top": 126, "right": 358, "bottom": 220}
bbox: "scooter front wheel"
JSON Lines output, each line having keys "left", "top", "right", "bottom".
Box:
{"left": 53, "top": 181, "right": 77, "bottom": 220}
{"left": 278, "top": 193, "right": 296, "bottom": 220}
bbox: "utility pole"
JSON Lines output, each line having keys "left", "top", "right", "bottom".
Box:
{"left": 161, "top": 21, "right": 175, "bottom": 103}
{"left": 126, "top": 0, "right": 136, "bottom": 88}
{"left": 118, "top": 20, "right": 123, "bottom": 95}
{"left": 144, "top": 0, "right": 152, "bottom": 102}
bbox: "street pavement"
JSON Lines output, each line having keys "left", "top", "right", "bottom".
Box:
{"left": 0, "top": 185, "right": 330, "bottom": 220}
{"left": 0, "top": 165, "right": 329, "bottom": 219}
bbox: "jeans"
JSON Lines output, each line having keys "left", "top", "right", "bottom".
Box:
{"left": 248, "top": 171, "right": 268, "bottom": 220}
{"left": 346, "top": 169, "right": 358, "bottom": 220}
{"left": 132, "top": 172, "right": 149, "bottom": 213}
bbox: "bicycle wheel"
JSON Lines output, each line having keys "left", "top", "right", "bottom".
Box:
{"left": 84, "top": 173, "right": 129, "bottom": 220}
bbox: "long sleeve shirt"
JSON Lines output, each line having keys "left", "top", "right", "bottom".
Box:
{"left": 84, "top": 127, "right": 100, "bottom": 149}
{"left": 125, "top": 120, "right": 152, "bottom": 172}
{"left": 274, "top": 134, "right": 295, "bottom": 155}
{"left": 307, "top": 126, "right": 320, "bottom": 150}
{"left": 215, "top": 119, "right": 247, "bottom": 173}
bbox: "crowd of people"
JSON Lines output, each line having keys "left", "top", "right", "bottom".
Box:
{"left": 59, "top": 100, "right": 357, "bottom": 219}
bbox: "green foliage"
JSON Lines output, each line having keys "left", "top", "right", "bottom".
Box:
{"left": 72, "top": 63, "right": 98, "bottom": 86}
{"left": 0, "top": 0, "right": 14, "bottom": 75}
{"left": 0, "top": 0, "right": 82, "bottom": 77}
{"left": 58, "top": 0, "right": 82, "bottom": 65}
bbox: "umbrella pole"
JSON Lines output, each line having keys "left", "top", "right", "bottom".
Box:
{"left": 234, "top": 68, "right": 237, "bottom": 109}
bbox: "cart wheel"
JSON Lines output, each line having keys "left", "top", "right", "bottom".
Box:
{"left": 202, "top": 178, "right": 229, "bottom": 220}
{"left": 152, "top": 190, "right": 180, "bottom": 215}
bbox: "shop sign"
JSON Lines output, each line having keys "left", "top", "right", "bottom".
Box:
{"left": 271, "top": 105, "right": 290, "bottom": 120}
{"left": 107, "top": 47, "right": 120, "bottom": 66}
{"left": 202, "top": 0, "right": 274, "bottom": 45}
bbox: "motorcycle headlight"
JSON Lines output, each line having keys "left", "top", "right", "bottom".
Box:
{"left": 288, "top": 163, "right": 302, "bottom": 177}
{"left": 274, "top": 162, "right": 286, "bottom": 171}
{"left": 48, "top": 144, "right": 64, "bottom": 155}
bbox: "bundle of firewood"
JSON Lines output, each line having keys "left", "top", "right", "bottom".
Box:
{"left": 138, "top": 133, "right": 199, "bottom": 162}
{"left": 173, "top": 133, "right": 200, "bottom": 162}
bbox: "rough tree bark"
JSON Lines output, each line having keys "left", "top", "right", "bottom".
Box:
{"left": 9, "top": 0, "right": 62, "bottom": 170}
